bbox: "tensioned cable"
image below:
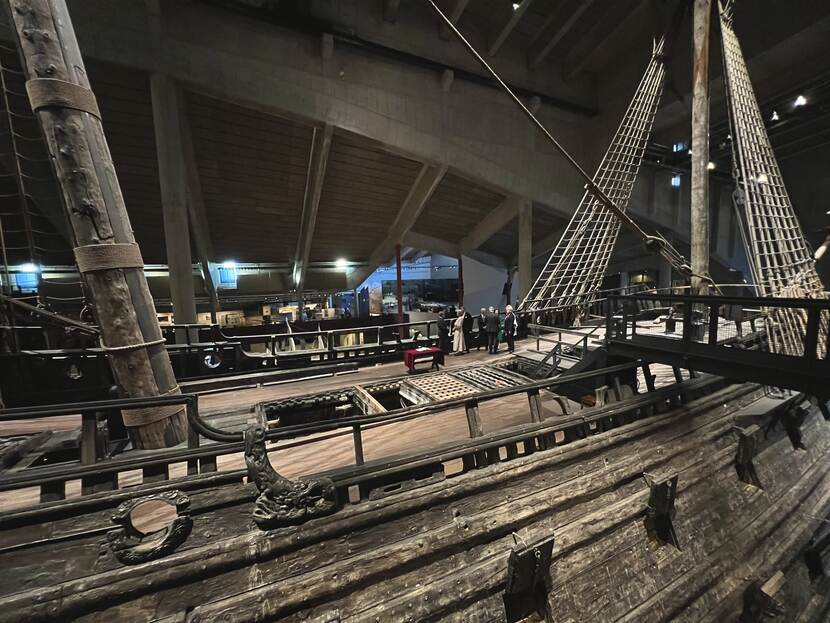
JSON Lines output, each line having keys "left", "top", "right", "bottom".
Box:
{"left": 424, "top": 0, "right": 707, "bottom": 291}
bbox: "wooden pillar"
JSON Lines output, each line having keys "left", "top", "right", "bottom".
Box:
{"left": 518, "top": 198, "right": 532, "bottom": 304}
{"left": 457, "top": 252, "right": 464, "bottom": 307}
{"left": 7, "top": 0, "right": 187, "bottom": 448}
{"left": 150, "top": 73, "right": 197, "bottom": 332}
{"left": 395, "top": 243, "right": 403, "bottom": 322}
{"left": 690, "top": 0, "right": 712, "bottom": 295}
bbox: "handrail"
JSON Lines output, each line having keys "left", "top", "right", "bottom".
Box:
{"left": 0, "top": 360, "right": 641, "bottom": 443}
{"left": 0, "top": 369, "right": 719, "bottom": 497}
{"left": 214, "top": 318, "right": 439, "bottom": 343}
{"left": 189, "top": 360, "right": 642, "bottom": 444}
{"left": 608, "top": 293, "right": 830, "bottom": 309}
{"left": 528, "top": 323, "right": 602, "bottom": 338}
{"left": 0, "top": 393, "right": 196, "bottom": 421}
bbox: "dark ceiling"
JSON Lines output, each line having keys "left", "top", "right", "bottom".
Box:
{"left": 2, "top": 0, "right": 828, "bottom": 291}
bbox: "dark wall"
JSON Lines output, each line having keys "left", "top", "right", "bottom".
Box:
{"left": 779, "top": 150, "right": 830, "bottom": 288}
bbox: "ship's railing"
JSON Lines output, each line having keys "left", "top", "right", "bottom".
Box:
{"left": 0, "top": 359, "right": 666, "bottom": 512}
{"left": 212, "top": 318, "right": 441, "bottom": 357}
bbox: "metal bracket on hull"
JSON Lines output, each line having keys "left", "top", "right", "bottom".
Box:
{"left": 740, "top": 570, "right": 786, "bottom": 622}
{"left": 643, "top": 471, "right": 679, "bottom": 549}
{"left": 503, "top": 534, "right": 555, "bottom": 622}
{"left": 805, "top": 522, "right": 830, "bottom": 580}
{"left": 735, "top": 425, "right": 763, "bottom": 489}
{"left": 768, "top": 400, "right": 810, "bottom": 451}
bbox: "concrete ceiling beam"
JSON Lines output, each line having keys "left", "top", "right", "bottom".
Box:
{"left": 383, "top": 0, "right": 401, "bottom": 23}
{"left": 458, "top": 194, "right": 521, "bottom": 255}
{"left": 564, "top": 0, "right": 649, "bottom": 80}
{"left": 178, "top": 88, "right": 219, "bottom": 315}
{"left": 293, "top": 123, "right": 334, "bottom": 292}
{"left": 467, "top": 249, "right": 510, "bottom": 270}
{"left": 488, "top": 0, "right": 535, "bottom": 57}
{"left": 403, "top": 230, "right": 460, "bottom": 258}
{"left": 532, "top": 225, "right": 566, "bottom": 261}
{"left": 347, "top": 162, "right": 448, "bottom": 288}
{"left": 439, "top": 0, "right": 472, "bottom": 40}
{"left": 527, "top": 0, "right": 595, "bottom": 69}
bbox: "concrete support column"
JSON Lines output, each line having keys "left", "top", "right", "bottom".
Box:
{"left": 457, "top": 253, "right": 464, "bottom": 307}
{"left": 690, "top": 0, "right": 712, "bottom": 294}
{"left": 395, "top": 243, "right": 403, "bottom": 322}
{"left": 151, "top": 73, "right": 197, "bottom": 330}
{"left": 517, "top": 198, "right": 533, "bottom": 304}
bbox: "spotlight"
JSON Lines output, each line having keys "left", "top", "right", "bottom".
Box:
{"left": 794, "top": 95, "right": 807, "bottom": 107}
{"left": 771, "top": 110, "right": 779, "bottom": 121}
{"left": 512, "top": 2, "right": 520, "bottom": 9}
{"left": 336, "top": 258, "right": 349, "bottom": 270}
{"left": 707, "top": 162, "right": 716, "bottom": 170}
{"left": 221, "top": 260, "right": 237, "bottom": 269}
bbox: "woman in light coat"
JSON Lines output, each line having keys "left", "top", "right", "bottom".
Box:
{"left": 452, "top": 307, "right": 466, "bottom": 353}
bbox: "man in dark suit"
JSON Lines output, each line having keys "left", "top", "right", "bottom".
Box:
{"left": 476, "top": 308, "right": 487, "bottom": 350}
{"left": 436, "top": 310, "right": 450, "bottom": 353}
{"left": 503, "top": 304, "right": 516, "bottom": 353}
{"left": 462, "top": 308, "right": 473, "bottom": 354}
{"left": 485, "top": 306, "right": 499, "bottom": 354}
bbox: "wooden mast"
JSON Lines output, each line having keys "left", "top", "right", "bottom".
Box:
{"left": 690, "top": 0, "right": 712, "bottom": 294}
{"left": 5, "top": 0, "right": 187, "bottom": 449}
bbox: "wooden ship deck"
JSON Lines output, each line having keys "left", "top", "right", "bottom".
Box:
{"left": 1, "top": 0, "right": 829, "bottom": 620}
{"left": 2, "top": 371, "right": 830, "bottom": 621}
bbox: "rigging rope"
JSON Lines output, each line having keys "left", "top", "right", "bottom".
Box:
{"left": 424, "top": 0, "right": 714, "bottom": 317}
{"left": 719, "top": 0, "right": 827, "bottom": 357}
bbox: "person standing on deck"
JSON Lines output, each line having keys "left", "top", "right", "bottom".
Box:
{"left": 485, "top": 306, "right": 499, "bottom": 354}
{"left": 477, "top": 308, "right": 487, "bottom": 350}
{"left": 436, "top": 311, "right": 450, "bottom": 353}
{"left": 503, "top": 305, "right": 516, "bottom": 354}
{"left": 462, "top": 308, "right": 473, "bottom": 354}
{"left": 452, "top": 308, "right": 466, "bottom": 354}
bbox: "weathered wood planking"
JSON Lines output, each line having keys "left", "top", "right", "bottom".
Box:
{"left": 2, "top": 383, "right": 830, "bottom": 622}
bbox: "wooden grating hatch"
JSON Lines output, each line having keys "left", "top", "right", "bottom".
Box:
{"left": 400, "top": 365, "right": 528, "bottom": 405}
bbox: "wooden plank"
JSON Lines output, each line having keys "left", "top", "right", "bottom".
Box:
{"left": 352, "top": 385, "right": 386, "bottom": 416}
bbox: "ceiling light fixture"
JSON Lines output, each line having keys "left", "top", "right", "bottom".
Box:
{"left": 221, "top": 260, "right": 237, "bottom": 269}
{"left": 336, "top": 258, "right": 349, "bottom": 270}
{"left": 512, "top": 2, "right": 520, "bottom": 10}
{"left": 707, "top": 161, "right": 716, "bottom": 170}
{"left": 771, "top": 110, "right": 779, "bottom": 121}
{"left": 794, "top": 95, "right": 807, "bottom": 107}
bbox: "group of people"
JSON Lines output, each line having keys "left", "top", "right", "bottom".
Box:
{"left": 435, "top": 305, "right": 516, "bottom": 355}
